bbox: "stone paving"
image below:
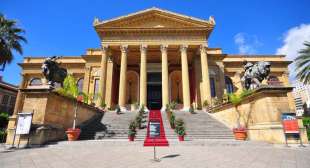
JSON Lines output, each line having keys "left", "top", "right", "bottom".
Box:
{"left": 1, "top": 140, "right": 310, "bottom": 168}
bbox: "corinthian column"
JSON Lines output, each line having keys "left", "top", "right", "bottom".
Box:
{"left": 200, "top": 44, "right": 211, "bottom": 103}
{"left": 161, "top": 44, "right": 169, "bottom": 111}
{"left": 139, "top": 44, "right": 147, "bottom": 107}
{"left": 118, "top": 45, "right": 128, "bottom": 111}
{"left": 180, "top": 45, "right": 191, "bottom": 111}
{"left": 97, "top": 45, "right": 108, "bottom": 107}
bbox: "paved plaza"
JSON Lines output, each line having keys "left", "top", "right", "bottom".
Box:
{"left": 1, "top": 140, "right": 310, "bottom": 168}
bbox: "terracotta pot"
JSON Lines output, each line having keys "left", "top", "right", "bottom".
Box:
{"left": 128, "top": 135, "right": 135, "bottom": 141}
{"left": 77, "top": 95, "right": 83, "bottom": 102}
{"left": 66, "top": 128, "right": 81, "bottom": 141}
{"left": 233, "top": 130, "right": 247, "bottom": 140}
{"left": 178, "top": 135, "right": 185, "bottom": 141}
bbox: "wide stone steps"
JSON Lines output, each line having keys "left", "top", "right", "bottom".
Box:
{"left": 166, "top": 110, "right": 234, "bottom": 140}
{"left": 79, "top": 109, "right": 233, "bottom": 141}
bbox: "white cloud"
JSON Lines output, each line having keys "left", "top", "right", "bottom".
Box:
{"left": 234, "top": 33, "right": 262, "bottom": 54}
{"left": 276, "top": 24, "right": 310, "bottom": 83}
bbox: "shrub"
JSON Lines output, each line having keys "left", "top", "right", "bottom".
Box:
{"left": 0, "top": 129, "right": 7, "bottom": 143}
{"left": 115, "top": 105, "right": 121, "bottom": 114}
{"left": 169, "top": 112, "right": 176, "bottom": 129}
{"left": 222, "top": 93, "right": 229, "bottom": 103}
{"left": 169, "top": 101, "right": 177, "bottom": 110}
{"left": 128, "top": 120, "right": 137, "bottom": 137}
{"left": 135, "top": 115, "right": 143, "bottom": 129}
{"left": 0, "top": 112, "right": 9, "bottom": 128}
{"left": 175, "top": 118, "right": 186, "bottom": 136}
{"left": 303, "top": 117, "right": 310, "bottom": 127}
{"left": 228, "top": 93, "right": 243, "bottom": 106}
{"left": 211, "top": 97, "right": 222, "bottom": 107}
{"left": 203, "top": 100, "right": 209, "bottom": 107}
{"left": 303, "top": 117, "right": 310, "bottom": 140}
{"left": 240, "top": 89, "right": 253, "bottom": 99}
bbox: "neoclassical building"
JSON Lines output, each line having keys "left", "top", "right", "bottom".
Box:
{"left": 16, "top": 7, "right": 292, "bottom": 112}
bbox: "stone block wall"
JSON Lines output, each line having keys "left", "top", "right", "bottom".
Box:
{"left": 210, "top": 87, "right": 308, "bottom": 144}
{"left": 6, "top": 89, "right": 102, "bottom": 146}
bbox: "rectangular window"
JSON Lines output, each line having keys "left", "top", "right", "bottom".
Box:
{"left": 210, "top": 77, "right": 216, "bottom": 97}
{"left": 2, "top": 95, "right": 9, "bottom": 105}
{"left": 10, "top": 96, "right": 16, "bottom": 106}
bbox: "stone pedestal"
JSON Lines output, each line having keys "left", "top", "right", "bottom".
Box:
{"left": 211, "top": 86, "right": 308, "bottom": 144}
{"left": 6, "top": 88, "right": 101, "bottom": 146}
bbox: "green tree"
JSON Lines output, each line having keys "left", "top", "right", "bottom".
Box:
{"left": 0, "top": 14, "right": 27, "bottom": 71}
{"left": 295, "top": 41, "right": 310, "bottom": 84}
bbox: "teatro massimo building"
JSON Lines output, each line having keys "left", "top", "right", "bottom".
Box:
{"left": 17, "top": 7, "right": 292, "bottom": 112}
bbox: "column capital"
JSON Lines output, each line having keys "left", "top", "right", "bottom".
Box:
{"left": 180, "top": 45, "right": 188, "bottom": 53}
{"left": 101, "top": 45, "right": 109, "bottom": 51}
{"left": 140, "top": 44, "right": 147, "bottom": 53}
{"left": 120, "top": 45, "right": 128, "bottom": 53}
{"left": 199, "top": 44, "right": 208, "bottom": 54}
{"left": 160, "top": 44, "right": 168, "bottom": 53}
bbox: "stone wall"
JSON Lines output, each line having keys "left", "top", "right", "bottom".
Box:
{"left": 6, "top": 88, "right": 102, "bottom": 146}
{"left": 210, "top": 86, "right": 308, "bottom": 144}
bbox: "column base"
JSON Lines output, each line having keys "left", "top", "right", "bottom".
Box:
{"left": 160, "top": 106, "right": 167, "bottom": 113}
{"left": 120, "top": 106, "right": 128, "bottom": 112}
{"left": 181, "top": 106, "right": 190, "bottom": 112}
{"left": 139, "top": 106, "right": 149, "bottom": 112}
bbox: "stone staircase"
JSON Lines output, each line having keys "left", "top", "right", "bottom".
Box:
{"left": 167, "top": 110, "right": 234, "bottom": 140}
{"left": 79, "top": 109, "right": 233, "bottom": 141}
{"left": 79, "top": 111, "right": 148, "bottom": 141}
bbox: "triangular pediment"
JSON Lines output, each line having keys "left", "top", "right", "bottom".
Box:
{"left": 94, "top": 7, "right": 215, "bottom": 29}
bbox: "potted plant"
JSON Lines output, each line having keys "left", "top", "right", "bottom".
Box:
{"left": 115, "top": 105, "right": 121, "bottom": 114}
{"left": 228, "top": 89, "right": 253, "bottom": 140}
{"left": 233, "top": 126, "right": 247, "bottom": 140}
{"left": 128, "top": 120, "right": 137, "bottom": 141}
{"left": 56, "top": 75, "right": 82, "bottom": 141}
{"left": 135, "top": 115, "right": 143, "bottom": 129}
{"left": 175, "top": 118, "right": 186, "bottom": 141}
{"left": 203, "top": 100, "right": 210, "bottom": 112}
{"left": 169, "top": 111, "right": 176, "bottom": 129}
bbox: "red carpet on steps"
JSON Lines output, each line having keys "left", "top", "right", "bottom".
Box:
{"left": 143, "top": 110, "right": 169, "bottom": 146}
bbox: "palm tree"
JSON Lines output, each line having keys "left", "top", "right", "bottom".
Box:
{"left": 0, "top": 13, "right": 27, "bottom": 71}
{"left": 295, "top": 41, "right": 310, "bottom": 84}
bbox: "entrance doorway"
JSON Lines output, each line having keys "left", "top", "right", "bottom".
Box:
{"left": 147, "top": 72, "right": 162, "bottom": 110}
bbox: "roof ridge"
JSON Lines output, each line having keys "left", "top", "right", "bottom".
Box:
{"left": 93, "top": 7, "right": 214, "bottom": 27}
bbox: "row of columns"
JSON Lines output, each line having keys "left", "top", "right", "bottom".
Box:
{"left": 98, "top": 44, "right": 212, "bottom": 111}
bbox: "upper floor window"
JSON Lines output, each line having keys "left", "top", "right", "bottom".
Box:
{"left": 225, "top": 76, "right": 234, "bottom": 93}
{"left": 29, "top": 78, "right": 42, "bottom": 86}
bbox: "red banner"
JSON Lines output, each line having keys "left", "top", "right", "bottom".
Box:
{"left": 282, "top": 114, "right": 299, "bottom": 134}
{"left": 144, "top": 110, "right": 169, "bottom": 147}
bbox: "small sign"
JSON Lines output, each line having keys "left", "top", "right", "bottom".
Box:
{"left": 16, "top": 113, "right": 33, "bottom": 135}
{"left": 282, "top": 113, "right": 299, "bottom": 134}
{"left": 149, "top": 121, "right": 160, "bottom": 138}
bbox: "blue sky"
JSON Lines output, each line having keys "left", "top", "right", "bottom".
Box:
{"left": 1, "top": 0, "right": 310, "bottom": 85}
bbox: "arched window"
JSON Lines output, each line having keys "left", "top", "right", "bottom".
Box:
{"left": 29, "top": 78, "right": 42, "bottom": 86}
{"left": 77, "top": 78, "right": 84, "bottom": 93}
{"left": 210, "top": 77, "right": 216, "bottom": 97}
{"left": 225, "top": 76, "right": 234, "bottom": 93}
